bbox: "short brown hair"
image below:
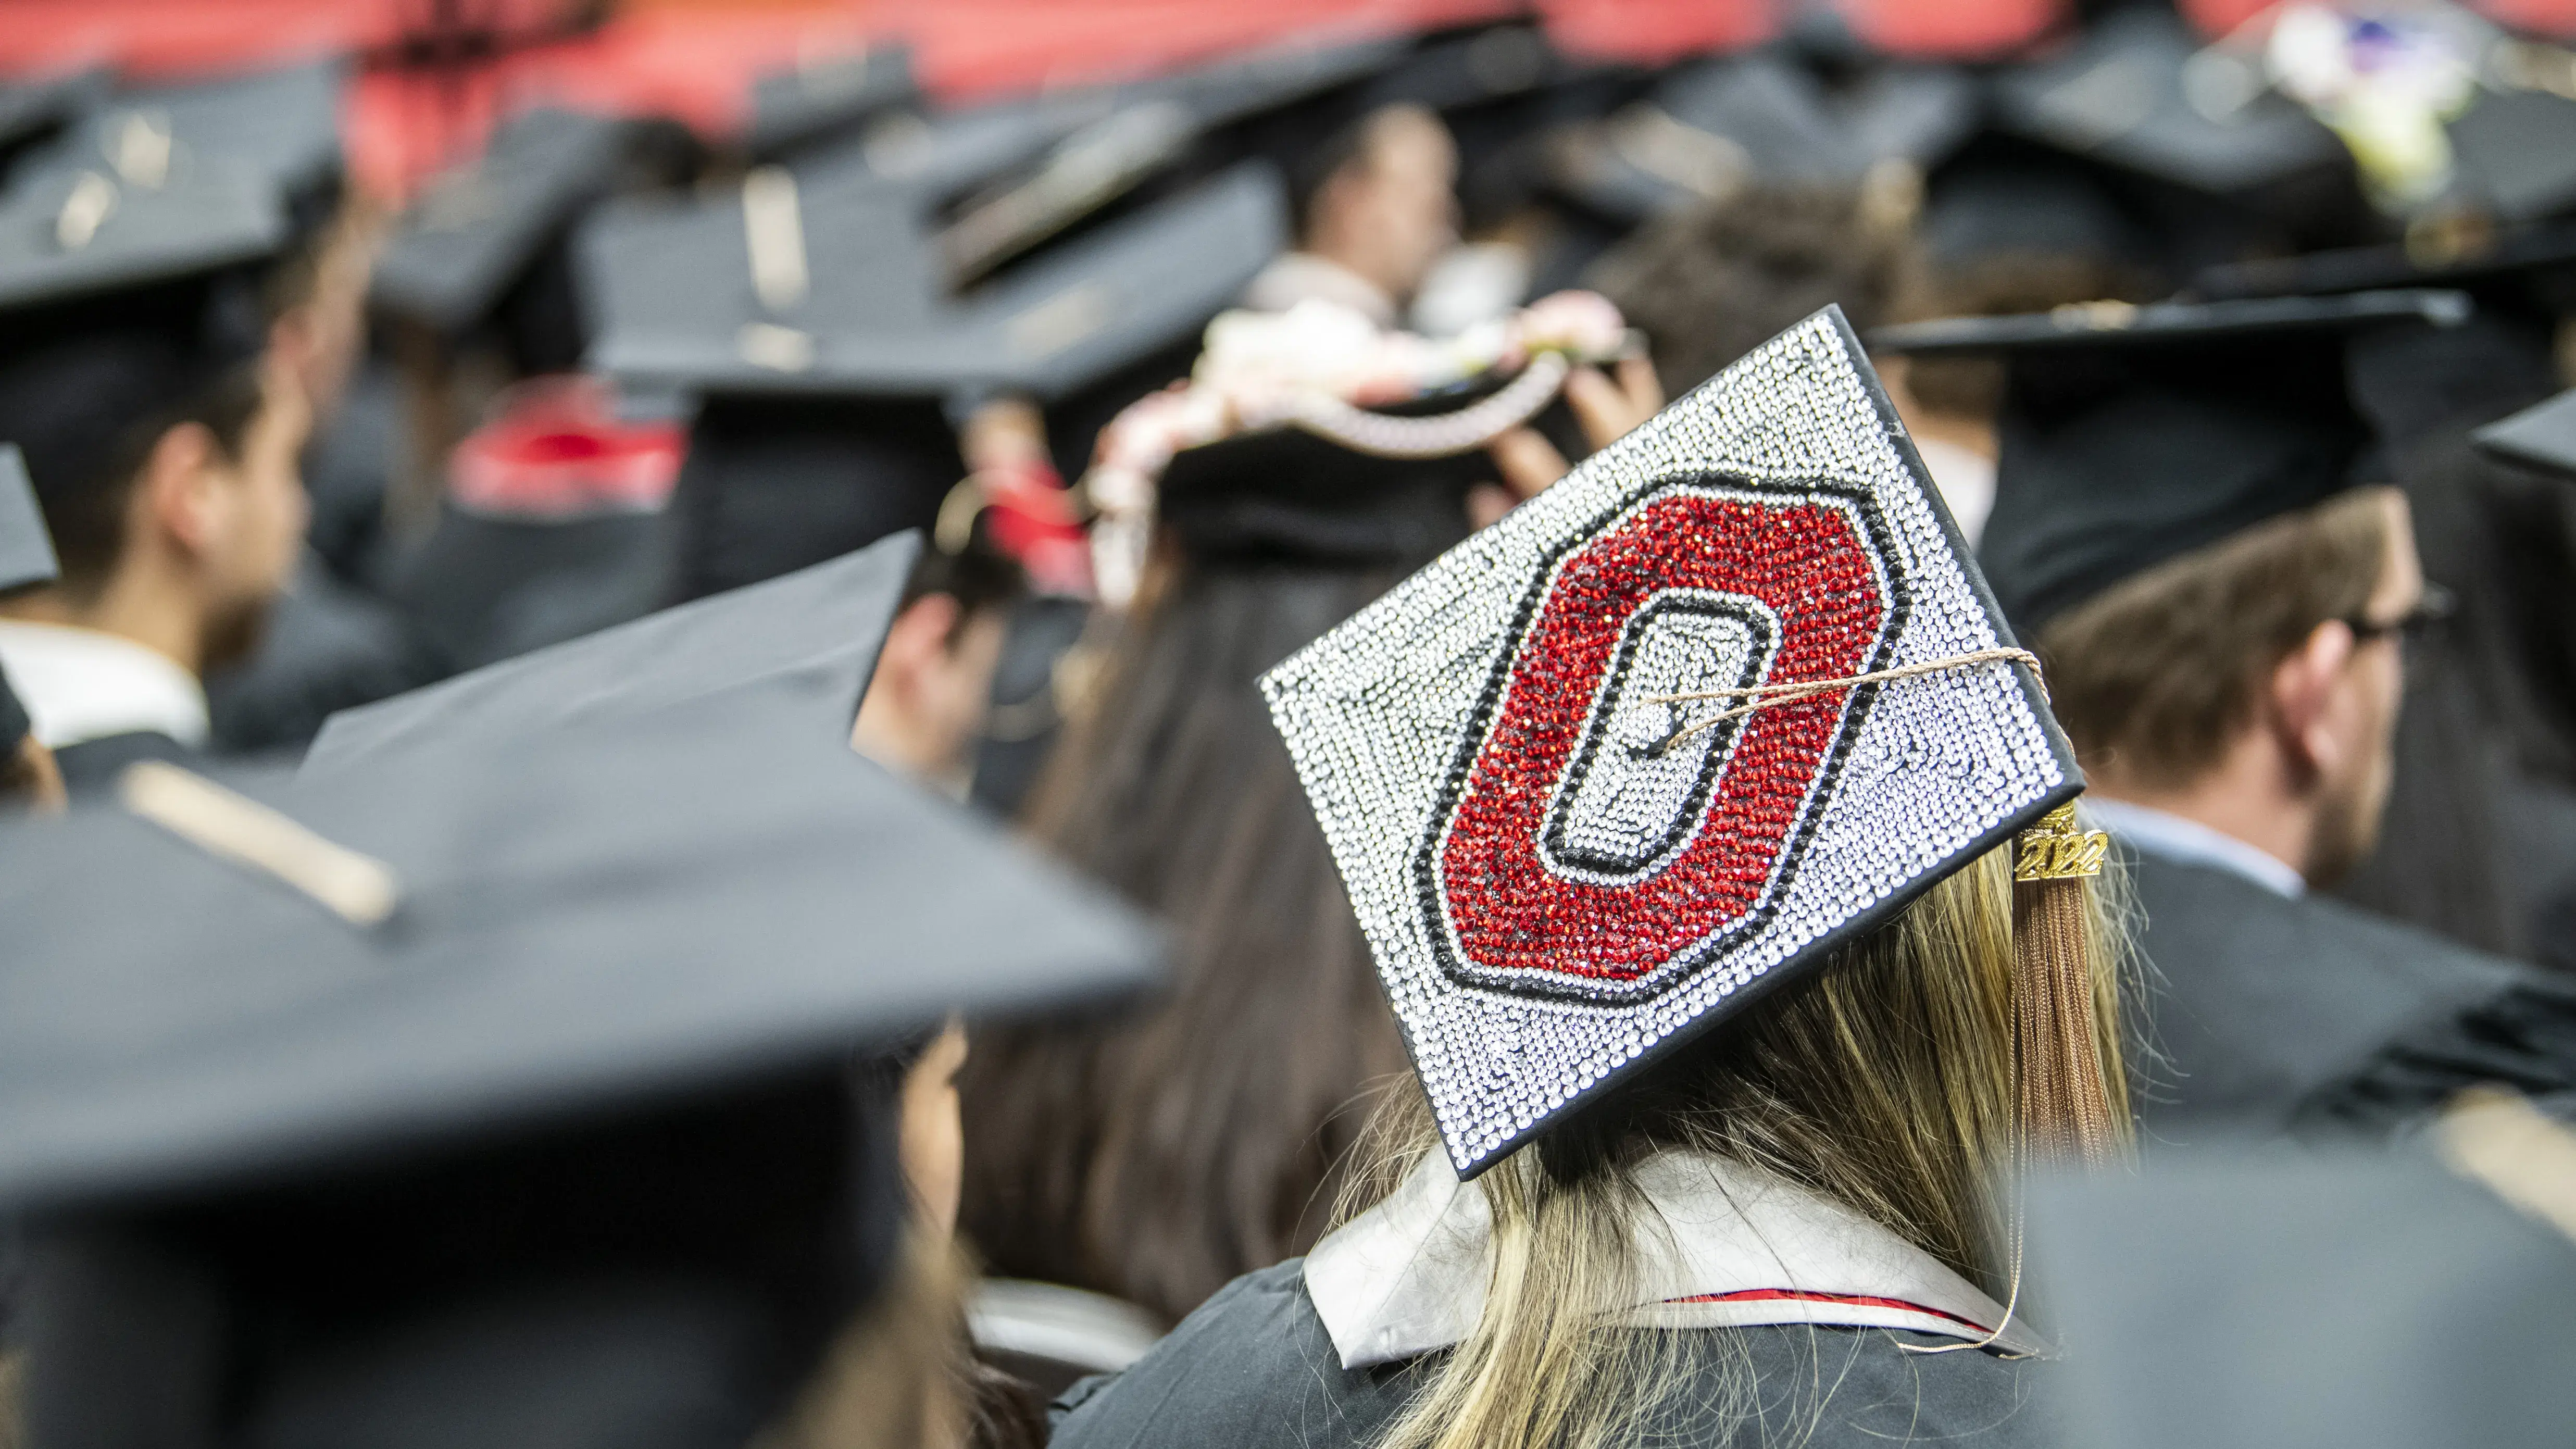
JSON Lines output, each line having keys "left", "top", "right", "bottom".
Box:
{"left": 2037, "top": 486, "right": 2395, "bottom": 790}
{"left": 1587, "top": 181, "right": 1919, "bottom": 398}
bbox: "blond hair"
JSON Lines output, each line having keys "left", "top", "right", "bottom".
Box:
{"left": 1338, "top": 845, "right": 2131, "bottom": 1449}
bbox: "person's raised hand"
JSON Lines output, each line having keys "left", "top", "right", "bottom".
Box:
{"left": 1566, "top": 355, "right": 1664, "bottom": 452}
{"left": 1473, "top": 356, "right": 1666, "bottom": 527}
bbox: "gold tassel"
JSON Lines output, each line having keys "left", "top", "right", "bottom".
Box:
{"left": 2011, "top": 803, "right": 2116, "bottom": 1169}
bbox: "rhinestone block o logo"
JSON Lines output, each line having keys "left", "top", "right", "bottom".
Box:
{"left": 1417, "top": 478, "right": 1905, "bottom": 1003}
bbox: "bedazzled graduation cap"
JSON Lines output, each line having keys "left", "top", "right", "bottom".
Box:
{"left": 1872, "top": 288, "right": 2471, "bottom": 633}
{"left": 1262, "top": 307, "right": 2079, "bottom": 1175}
{"left": 0, "top": 703, "right": 1160, "bottom": 1445}
{"left": 301, "top": 530, "right": 917, "bottom": 773}
{"left": 2474, "top": 389, "right": 2576, "bottom": 479}
{"left": 2025, "top": 1122, "right": 2576, "bottom": 1449}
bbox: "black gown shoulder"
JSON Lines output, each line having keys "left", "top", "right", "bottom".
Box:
{"left": 2124, "top": 850, "right": 2576, "bottom": 1136}
{"left": 1048, "top": 1261, "right": 2063, "bottom": 1449}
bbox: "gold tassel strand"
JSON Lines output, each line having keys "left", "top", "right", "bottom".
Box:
{"left": 2011, "top": 803, "right": 2116, "bottom": 1169}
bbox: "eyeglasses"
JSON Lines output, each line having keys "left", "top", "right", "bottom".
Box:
{"left": 2341, "top": 583, "right": 2456, "bottom": 648}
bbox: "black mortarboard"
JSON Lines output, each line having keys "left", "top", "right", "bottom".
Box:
{"left": 1872, "top": 288, "right": 2472, "bottom": 632}
{"left": 2474, "top": 389, "right": 2576, "bottom": 480}
{"left": 2190, "top": 220, "right": 2576, "bottom": 444}
{"left": 0, "top": 702, "right": 1158, "bottom": 1207}
{"left": 0, "top": 67, "right": 107, "bottom": 168}
{"left": 2027, "top": 1130, "right": 2576, "bottom": 1449}
{"left": 585, "top": 154, "right": 1282, "bottom": 596}
{"left": 585, "top": 157, "right": 1286, "bottom": 405}
{"left": 1156, "top": 384, "right": 1520, "bottom": 571}
{"left": 32, "top": 59, "right": 346, "bottom": 231}
{"left": 0, "top": 442, "right": 61, "bottom": 594}
{"left": 2445, "top": 83, "right": 2576, "bottom": 225}
{"left": 0, "top": 702, "right": 1159, "bottom": 1445}
{"left": 370, "top": 109, "right": 642, "bottom": 341}
{"left": 0, "top": 164, "right": 283, "bottom": 510}
{"left": 2193, "top": 214, "right": 2576, "bottom": 316}
{"left": 742, "top": 43, "right": 919, "bottom": 160}
{"left": 1992, "top": 7, "right": 2350, "bottom": 202}
{"left": 1918, "top": 147, "right": 2158, "bottom": 277}
{"left": 0, "top": 158, "right": 284, "bottom": 314}
{"left": 1553, "top": 49, "right": 1976, "bottom": 227}
{"left": 303, "top": 530, "right": 917, "bottom": 773}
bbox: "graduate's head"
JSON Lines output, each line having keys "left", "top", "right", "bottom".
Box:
{"left": 0, "top": 330, "right": 312, "bottom": 672}
{"left": 1588, "top": 178, "right": 1920, "bottom": 401}
{"left": 1267, "top": 311, "right": 2125, "bottom": 1449}
{"left": 1297, "top": 103, "right": 1460, "bottom": 306}
{"left": 1875, "top": 292, "right": 2470, "bottom": 888}
{"left": 2039, "top": 485, "right": 2419, "bottom": 886}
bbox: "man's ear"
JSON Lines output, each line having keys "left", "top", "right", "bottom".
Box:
{"left": 133, "top": 421, "right": 222, "bottom": 560}
{"left": 2268, "top": 619, "right": 2357, "bottom": 781}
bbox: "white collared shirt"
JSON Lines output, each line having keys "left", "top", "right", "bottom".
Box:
{"left": 2082, "top": 797, "right": 2306, "bottom": 899}
{"left": 0, "top": 619, "right": 208, "bottom": 750}
{"left": 1304, "top": 1149, "right": 2050, "bottom": 1369}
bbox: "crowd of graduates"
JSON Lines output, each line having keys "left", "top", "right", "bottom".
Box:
{"left": 9, "top": 1, "right": 2576, "bottom": 1445}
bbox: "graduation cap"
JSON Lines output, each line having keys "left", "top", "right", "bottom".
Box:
{"left": 2473, "top": 388, "right": 2576, "bottom": 479}
{"left": 304, "top": 529, "right": 918, "bottom": 773}
{"left": 584, "top": 150, "right": 1284, "bottom": 596}
{"left": 1993, "top": 7, "right": 2350, "bottom": 199}
{"left": 1261, "top": 307, "right": 2079, "bottom": 1174}
{"left": 0, "top": 442, "right": 60, "bottom": 595}
{"left": 585, "top": 157, "right": 1283, "bottom": 407}
{"left": 0, "top": 702, "right": 1160, "bottom": 1443}
{"left": 0, "top": 67, "right": 107, "bottom": 167}
{"left": 0, "top": 158, "right": 284, "bottom": 315}
{"left": 2195, "top": 215, "right": 2576, "bottom": 299}
{"left": 31, "top": 59, "right": 346, "bottom": 232}
{"left": 0, "top": 164, "right": 284, "bottom": 516}
{"left": 741, "top": 42, "right": 919, "bottom": 160}
{"left": 2446, "top": 82, "right": 2576, "bottom": 224}
{"left": 1871, "top": 288, "right": 2471, "bottom": 633}
{"left": 2025, "top": 1111, "right": 2576, "bottom": 1449}
{"left": 370, "top": 109, "right": 642, "bottom": 341}
{"left": 1552, "top": 49, "right": 1977, "bottom": 227}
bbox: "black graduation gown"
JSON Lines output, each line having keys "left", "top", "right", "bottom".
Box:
{"left": 1048, "top": 1262, "right": 2063, "bottom": 1449}
{"left": 2122, "top": 849, "right": 2576, "bottom": 1140}
{"left": 50, "top": 730, "right": 191, "bottom": 798}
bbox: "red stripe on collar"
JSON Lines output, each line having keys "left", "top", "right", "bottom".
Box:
{"left": 1666, "top": 1289, "right": 1990, "bottom": 1333}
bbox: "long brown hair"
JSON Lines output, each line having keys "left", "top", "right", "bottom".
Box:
{"left": 958, "top": 555, "right": 1412, "bottom": 1322}
{"left": 1338, "top": 845, "right": 2131, "bottom": 1449}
